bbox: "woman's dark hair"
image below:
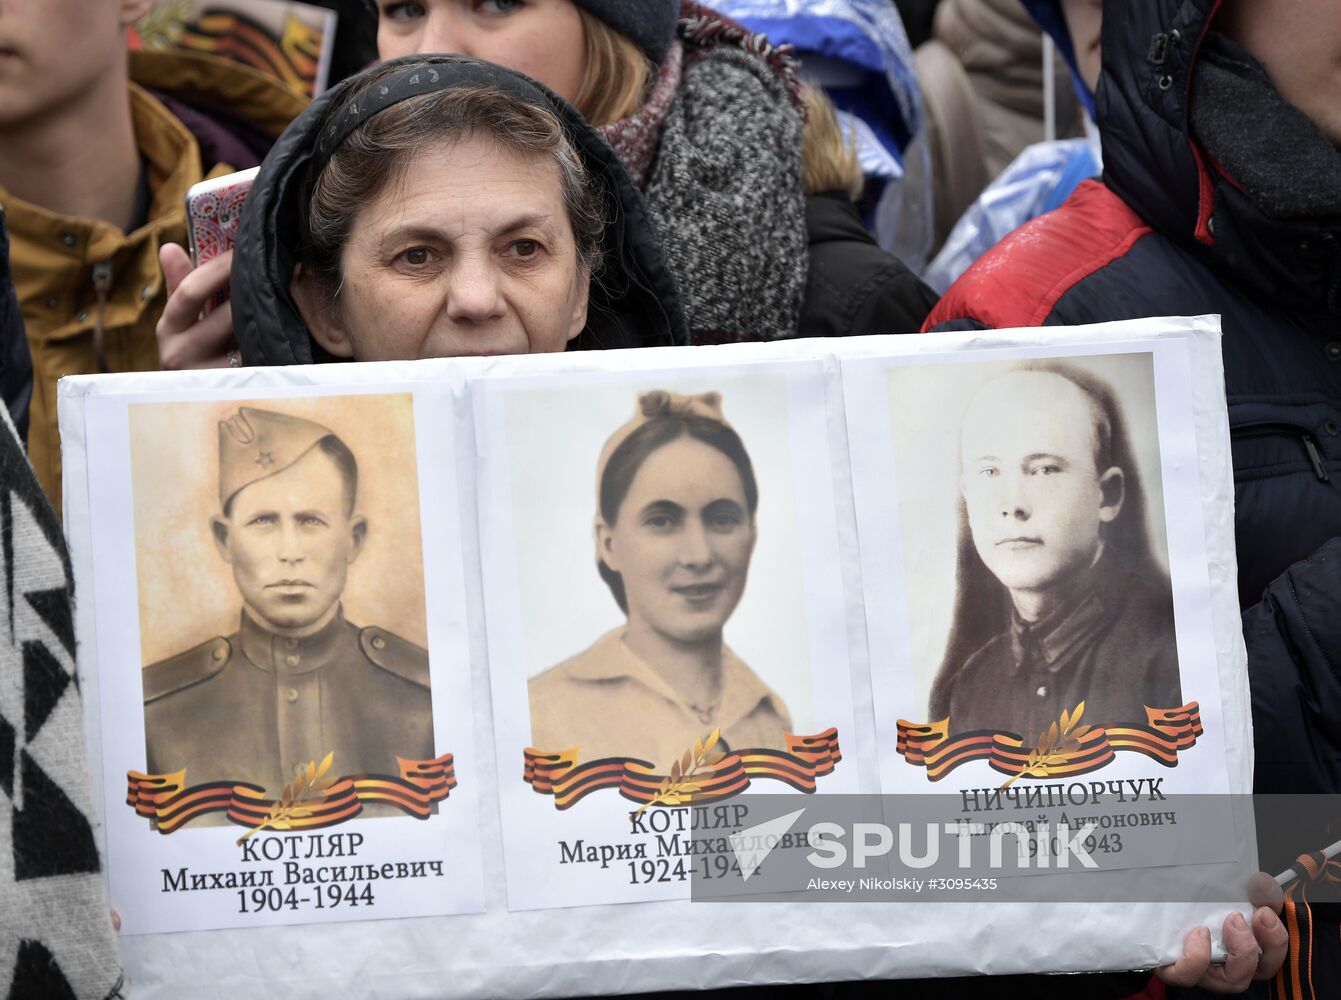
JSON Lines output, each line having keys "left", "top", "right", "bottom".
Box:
{"left": 597, "top": 415, "right": 759, "bottom": 613}
{"left": 927, "top": 360, "right": 1168, "bottom": 721}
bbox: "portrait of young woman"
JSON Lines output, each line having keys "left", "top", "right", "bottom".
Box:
{"left": 527, "top": 390, "right": 794, "bottom": 769}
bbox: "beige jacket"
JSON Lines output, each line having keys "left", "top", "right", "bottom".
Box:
{"left": 528, "top": 628, "right": 792, "bottom": 770}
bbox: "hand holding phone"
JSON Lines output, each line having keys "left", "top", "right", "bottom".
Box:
{"left": 185, "top": 165, "right": 259, "bottom": 314}
{"left": 156, "top": 166, "right": 259, "bottom": 370}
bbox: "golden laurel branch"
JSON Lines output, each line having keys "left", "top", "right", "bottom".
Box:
{"left": 236, "top": 751, "right": 338, "bottom": 846}
{"left": 631, "top": 728, "right": 727, "bottom": 819}
{"left": 999, "top": 702, "right": 1090, "bottom": 790}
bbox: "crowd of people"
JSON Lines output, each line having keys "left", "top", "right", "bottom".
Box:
{"left": 0, "top": 0, "right": 1337, "bottom": 997}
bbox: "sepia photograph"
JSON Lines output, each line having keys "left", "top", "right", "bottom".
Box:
{"left": 888, "top": 353, "right": 1181, "bottom": 739}
{"left": 525, "top": 388, "right": 795, "bottom": 768}
{"left": 129, "top": 394, "right": 434, "bottom": 797}
{"left": 476, "top": 359, "right": 858, "bottom": 912}
{"left": 492, "top": 376, "right": 823, "bottom": 772}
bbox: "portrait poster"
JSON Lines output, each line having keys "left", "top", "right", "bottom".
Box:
{"left": 55, "top": 322, "right": 1258, "bottom": 996}
{"left": 73, "top": 382, "right": 485, "bottom": 934}
{"left": 473, "top": 356, "right": 863, "bottom": 911}
{"left": 840, "top": 318, "right": 1247, "bottom": 870}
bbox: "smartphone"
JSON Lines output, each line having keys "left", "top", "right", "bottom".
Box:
{"left": 184, "top": 165, "right": 260, "bottom": 314}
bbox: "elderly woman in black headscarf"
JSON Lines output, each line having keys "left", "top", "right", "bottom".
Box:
{"left": 160, "top": 54, "right": 685, "bottom": 366}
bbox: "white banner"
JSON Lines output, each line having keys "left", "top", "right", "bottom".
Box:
{"left": 58, "top": 316, "right": 1252, "bottom": 997}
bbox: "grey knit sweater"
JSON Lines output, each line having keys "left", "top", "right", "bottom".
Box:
{"left": 601, "top": 3, "right": 808, "bottom": 343}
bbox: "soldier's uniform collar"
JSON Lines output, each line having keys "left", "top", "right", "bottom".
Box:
{"left": 1008, "top": 553, "right": 1113, "bottom": 675}
{"left": 238, "top": 607, "right": 350, "bottom": 676}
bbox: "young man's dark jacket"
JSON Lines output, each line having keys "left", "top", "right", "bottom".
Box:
{"left": 230, "top": 57, "right": 687, "bottom": 364}
{"left": 928, "top": 3, "right": 1341, "bottom": 993}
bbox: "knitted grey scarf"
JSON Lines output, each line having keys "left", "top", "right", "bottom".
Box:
{"left": 1191, "top": 31, "right": 1341, "bottom": 221}
{"left": 605, "top": 3, "right": 808, "bottom": 343}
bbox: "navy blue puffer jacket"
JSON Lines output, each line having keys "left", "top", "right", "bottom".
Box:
{"left": 928, "top": 0, "right": 1341, "bottom": 801}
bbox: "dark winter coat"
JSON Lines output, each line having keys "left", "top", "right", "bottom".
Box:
{"left": 928, "top": 5, "right": 1341, "bottom": 992}
{"left": 231, "top": 56, "right": 687, "bottom": 364}
{"left": 800, "top": 194, "right": 938, "bottom": 337}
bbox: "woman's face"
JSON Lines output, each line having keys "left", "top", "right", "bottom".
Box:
{"left": 376, "top": 0, "right": 588, "bottom": 104}
{"left": 599, "top": 437, "right": 757, "bottom": 646}
{"left": 295, "top": 134, "right": 590, "bottom": 360}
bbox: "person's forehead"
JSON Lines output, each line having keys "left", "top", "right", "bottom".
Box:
{"left": 961, "top": 372, "right": 1098, "bottom": 456}
{"left": 364, "top": 134, "right": 567, "bottom": 234}
{"left": 625, "top": 438, "right": 745, "bottom": 499}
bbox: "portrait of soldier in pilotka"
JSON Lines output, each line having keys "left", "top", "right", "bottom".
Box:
{"left": 927, "top": 360, "right": 1182, "bottom": 741}
{"left": 137, "top": 401, "right": 433, "bottom": 800}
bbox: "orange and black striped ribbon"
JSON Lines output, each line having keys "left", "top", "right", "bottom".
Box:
{"left": 177, "top": 10, "right": 321, "bottom": 97}
{"left": 896, "top": 705, "right": 1203, "bottom": 781}
{"left": 1272, "top": 853, "right": 1341, "bottom": 1000}
{"left": 523, "top": 729, "right": 842, "bottom": 810}
{"left": 126, "top": 753, "right": 456, "bottom": 834}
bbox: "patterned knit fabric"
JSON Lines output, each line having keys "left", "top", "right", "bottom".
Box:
{"left": 0, "top": 404, "right": 122, "bottom": 999}
{"left": 602, "top": 2, "right": 808, "bottom": 344}
{"left": 598, "top": 42, "right": 683, "bottom": 188}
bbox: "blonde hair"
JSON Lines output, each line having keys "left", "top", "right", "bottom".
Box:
{"left": 800, "top": 85, "right": 863, "bottom": 199}
{"left": 573, "top": 8, "right": 658, "bottom": 127}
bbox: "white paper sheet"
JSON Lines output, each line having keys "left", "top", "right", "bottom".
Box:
{"left": 57, "top": 317, "right": 1253, "bottom": 997}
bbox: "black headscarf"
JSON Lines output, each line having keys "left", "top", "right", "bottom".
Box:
{"left": 232, "top": 55, "right": 687, "bottom": 364}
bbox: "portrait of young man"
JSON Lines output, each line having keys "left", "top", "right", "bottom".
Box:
{"left": 926, "top": 360, "right": 1183, "bottom": 741}
{"left": 140, "top": 404, "right": 433, "bottom": 797}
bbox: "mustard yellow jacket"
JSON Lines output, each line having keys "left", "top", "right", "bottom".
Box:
{"left": 2, "top": 50, "right": 305, "bottom": 514}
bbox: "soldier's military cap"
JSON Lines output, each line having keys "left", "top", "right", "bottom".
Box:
{"left": 218, "top": 407, "right": 336, "bottom": 510}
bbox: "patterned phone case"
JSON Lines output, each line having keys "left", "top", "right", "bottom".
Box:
{"left": 185, "top": 166, "right": 259, "bottom": 313}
